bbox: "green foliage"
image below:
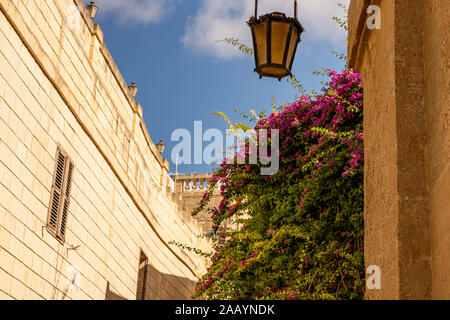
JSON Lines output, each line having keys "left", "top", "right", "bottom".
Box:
{"left": 172, "top": 2, "right": 365, "bottom": 300}
{"left": 168, "top": 240, "right": 213, "bottom": 258}
{"left": 216, "top": 38, "right": 254, "bottom": 55}
{"left": 331, "top": 1, "right": 350, "bottom": 66}
{"left": 330, "top": 50, "right": 347, "bottom": 62}
{"left": 193, "top": 69, "right": 364, "bottom": 300}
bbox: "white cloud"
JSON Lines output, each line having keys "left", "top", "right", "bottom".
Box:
{"left": 182, "top": 0, "right": 349, "bottom": 59}
{"left": 85, "top": 0, "right": 180, "bottom": 24}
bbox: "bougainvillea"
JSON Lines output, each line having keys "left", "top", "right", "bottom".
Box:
{"left": 192, "top": 68, "right": 364, "bottom": 300}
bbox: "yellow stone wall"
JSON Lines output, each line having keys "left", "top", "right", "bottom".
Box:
{"left": 348, "top": 0, "right": 450, "bottom": 299}
{"left": 0, "top": 0, "right": 210, "bottom": 300}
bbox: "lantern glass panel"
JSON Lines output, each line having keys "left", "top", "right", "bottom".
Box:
{"left": 270, "top": 21, "right": 290, "bottom": 65}
{"left": 254, "top": 22, "right": 267, "bottom": 66}
{"left": 286, "top": 27, "right": 299, "bottom": 70}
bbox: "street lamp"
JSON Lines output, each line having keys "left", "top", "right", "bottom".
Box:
{"left": 86, "top": 2, "right": 98, "bottom": 19}
{"left": 156, "top": 140, "right": 165, "bottom": 154}
{"left": 248, "top": 0, "right": 304, "bottom": 81}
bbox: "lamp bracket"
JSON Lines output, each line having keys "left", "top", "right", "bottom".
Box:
{"left": 254, "top": 0, "right": 298, "bottom": 19}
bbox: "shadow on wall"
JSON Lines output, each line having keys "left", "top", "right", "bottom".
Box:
{"left": 105, "top": 263, "right": 198, "bottom": 300}
{"left": 105, "top": 281, "right": 128, "bottom": 300}
{"left": 140, "top": 263, "right": 198, "bottom": 300}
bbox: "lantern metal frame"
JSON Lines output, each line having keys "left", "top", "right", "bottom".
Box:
{"left": 128, "top": 82, "right": 138, "bottom": 97}
{"left": 156, "top": 140, "right": 165, "bottom": 154}
{"left": 247, "top": 0, "right": 304, "bottom": 81}
{"left": 87, "top": 1, "right": 98, "bottom": 19}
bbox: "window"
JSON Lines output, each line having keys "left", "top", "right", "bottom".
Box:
{"left": 47, "top": 147, "right": 74, "bottom": 243}
{"left": 136, "top": 251, "right": 149, "bottom": 300}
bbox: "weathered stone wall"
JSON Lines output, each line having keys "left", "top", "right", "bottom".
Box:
{"left": 423, "top": 0, "right": 450, "bottom": 300}
{"left": 0, "top": 0, "right": 210, "bottom": 300}
{"left": 348, "top": 0, "right": 450, "bottom": 299}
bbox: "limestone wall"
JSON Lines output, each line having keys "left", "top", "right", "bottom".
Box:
{"left": 173, "top": 174, "right": 222, "bottom": 231}
{"left": 348, "top": 0, "right": 450, "bottom": 299}
{"left": 422, "top": 0, "right": 450, "bottom": 300}
{"left": 0, "top": 0, "right": 210, "bottom": 300}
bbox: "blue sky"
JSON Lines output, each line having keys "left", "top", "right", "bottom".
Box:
{"left": 83, "top": 0, "right": 348, "bottom": 174}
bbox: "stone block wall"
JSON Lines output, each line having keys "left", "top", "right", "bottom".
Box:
{"left": 0, "top": 0, "right": 210, "bottom": 300}
{"left": 348, "top": 0, "right": 450, "bottom": 299}
{"left": 173, "top": 174, "right": 222, "bottom": 232}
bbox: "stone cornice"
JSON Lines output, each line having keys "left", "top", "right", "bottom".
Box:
{"left": 73, "top": 0, "right": 167, "bottom": 169}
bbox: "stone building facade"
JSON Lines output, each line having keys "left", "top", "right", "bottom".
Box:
{"left": 0, "top": 0, "right": 210, "bottom": 300}
{"left": 348, "top": 0, "right": 450, "bottom": 299}
{"left": 172, "top": 174, "right": 222, "bottom": 232}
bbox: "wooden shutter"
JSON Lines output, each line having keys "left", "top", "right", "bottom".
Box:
{"left": 47, "top": 147, "right": 74, "bottom": 242}
{"left": 47, "top": 148, "right": 66, "bottom": 235}
{"left": 57, "top": 160, "right": 74, "bottom": 241}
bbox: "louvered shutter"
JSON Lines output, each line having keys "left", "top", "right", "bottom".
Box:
{"left": 57, "top": 160, "right": 74, "bottom": 241}
{"left": 47, "top": 148, "right": 67, "bottom": 235}
{"left": 47, "top": 147, "right": 74, "bottom": 243}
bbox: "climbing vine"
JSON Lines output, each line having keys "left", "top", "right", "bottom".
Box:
{"left": 178, "top": 2, "right": 364, "bottom": 300}
{"left": 193, "top": 68, "right": 364, "bottom": 300}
